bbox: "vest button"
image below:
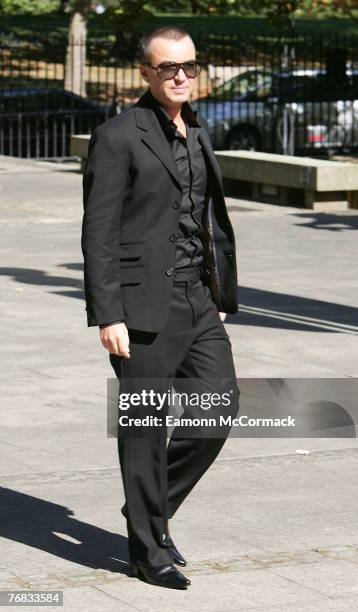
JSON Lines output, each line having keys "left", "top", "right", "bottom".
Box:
{"left": 166, "top": 267, "right": 174, "bottom": 276}
{"left": 172, "top": 200, "right": 180, "bottom": 209}
{"left": 170, "top": 233, "right": 178, "bottom": 242}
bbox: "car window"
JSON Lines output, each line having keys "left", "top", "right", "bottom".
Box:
{"left": 0, "top": 93, "right": 45, "bottom": 113}
{"left": 278, "top": 74, "right": 358, "bottom": 102}
{"left": 210, "top": 71, "right": 358, "bottom": 103}
{"left": 213, "top": 71, "right": 272, "bottom": 100}
{"left": 47, "top": 91, "right": 77, "bottom": 111}
{"left": 0, "top": 90, "right": 92, "bottom": 114}
{"left": 1, "top": 92, "right": 61, "bottom": 113}
{"left": 245, "top": 75, "right": 276, "bottom": 101}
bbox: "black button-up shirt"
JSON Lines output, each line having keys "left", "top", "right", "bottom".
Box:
{"left": 147, "top": 90, "right": 208, "bottom": 271}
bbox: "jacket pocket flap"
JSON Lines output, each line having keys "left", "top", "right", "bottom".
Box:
{"left": 119, "top": 241, "right": 145, "bottom": 262}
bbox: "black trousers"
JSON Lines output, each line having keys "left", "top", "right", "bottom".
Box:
{"left": 109, "top": 265, "right": 240, "bottom": 567}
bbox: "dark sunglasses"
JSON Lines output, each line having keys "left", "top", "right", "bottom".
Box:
{"left": 143, "top": 61, "right": 201, "bottom": 80}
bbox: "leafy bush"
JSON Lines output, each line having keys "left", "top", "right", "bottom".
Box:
{"left": 0, "top": 0, "right": 58, "bottom": 15}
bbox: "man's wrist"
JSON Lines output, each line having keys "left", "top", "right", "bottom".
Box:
{"left": 99, "top": 320, "right": 125, "bottom": 329}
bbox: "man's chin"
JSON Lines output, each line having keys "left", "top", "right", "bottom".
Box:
{"left": 167, "top": 91, "right": 191, "bottom": 103}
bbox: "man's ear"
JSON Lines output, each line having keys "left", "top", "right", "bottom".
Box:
{"left": 139, "top": 64, "right": 149, "bottom": 84}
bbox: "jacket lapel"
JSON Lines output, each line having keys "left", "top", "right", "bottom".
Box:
{"left": 134, "top": 89, "right": 224, "bottom": 196}
{"left": 134, "top": 92, "right": 182, "bottom": 190}
{"left": 142, "top": 129, "right": 182, "bottom": 191}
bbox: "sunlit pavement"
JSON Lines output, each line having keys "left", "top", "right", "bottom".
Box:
{"left": 1, "top": 154, "right": 358, "bottom": 611}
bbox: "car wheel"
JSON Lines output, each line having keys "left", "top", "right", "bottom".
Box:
{"left": 227, "top": 126, "right": 259, "bottom": 151}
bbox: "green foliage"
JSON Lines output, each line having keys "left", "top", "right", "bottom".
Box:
{"left": 0, "top": 0, "right": 58, "bottom": 13}
{"left": 1, "top": 0, "right": 356, "bottom": 20}
{"left": 104, "top": 1, "right": 156, "bottom": 33}
{"left": 158, "top": 0, "right": 358, "bottom": 19}
{"left": 235, "top": 0, "right": 358, "bottom": 21}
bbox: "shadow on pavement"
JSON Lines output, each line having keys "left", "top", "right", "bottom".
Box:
{"left": 0, "top": 266, "right": 357, "bottom": 334}
{"left": 0, "top": 487, "right": 130, "bottom": 575}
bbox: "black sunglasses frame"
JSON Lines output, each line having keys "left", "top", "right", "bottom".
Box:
{"left": 142, "top": 61, "right": 201, "bottom": 80}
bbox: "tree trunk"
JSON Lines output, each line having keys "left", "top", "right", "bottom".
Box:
{"left": 190, "top": 0, "right": 198, "bottom": 14}
{"left": 64, "top": 10, "right": 87, "bottom": 97}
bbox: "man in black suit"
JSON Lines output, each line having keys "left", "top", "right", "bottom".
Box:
{"left": 81, "top": 26, "right": 240, "bottom": 590}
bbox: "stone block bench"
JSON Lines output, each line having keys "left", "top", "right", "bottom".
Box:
{"left": 215, "top": 150, "right": 358, "bottom": 211}
{"left": 70, "top": 135, "right": 91, "bottom": 173}
{"left": 71, "top": 135, "right": 358, "bottom": 211}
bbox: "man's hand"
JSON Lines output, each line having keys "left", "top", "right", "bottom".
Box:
{"left": 218, "top": 312, "right": 227, "bottom": 322}
{"left": 99, "top": 322, "right": 130, "bottom": 358}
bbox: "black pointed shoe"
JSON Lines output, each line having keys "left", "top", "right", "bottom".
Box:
{"left": 131, "top": 562, "right": 191, "bottom": 589}
{"left": 162, "top": 533, "right": 187, "bottom": 567}
{"left": 121, "top": 504, "right": 187, "bottom": 567}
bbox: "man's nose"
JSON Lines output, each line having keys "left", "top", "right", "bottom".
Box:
{"left": 175, "top": 68, "right": 187, "bottom": 80}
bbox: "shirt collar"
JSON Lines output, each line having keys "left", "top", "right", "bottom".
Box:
{"left": 146, "top": 88, "right": 201, "bottom": 139}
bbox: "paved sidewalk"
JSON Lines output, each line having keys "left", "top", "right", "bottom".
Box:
{"left": 1, "top": 154, "right": 358, "bottom": 611}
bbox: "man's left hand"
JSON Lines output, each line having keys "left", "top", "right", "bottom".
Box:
{"left": 218, "top": 312, "right": 227, "bottom": 322}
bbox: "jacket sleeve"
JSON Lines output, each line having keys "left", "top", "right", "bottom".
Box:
{"left": 81, "top": 125, "right": 130, "bottom": 327}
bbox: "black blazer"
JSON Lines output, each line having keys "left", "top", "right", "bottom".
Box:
{"left": 81, "top": 89, "right": 238, "bottom": 332}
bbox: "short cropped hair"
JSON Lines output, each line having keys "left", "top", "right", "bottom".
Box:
{"left": 137, "top": 26, "right": 195, "bottom": 63}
